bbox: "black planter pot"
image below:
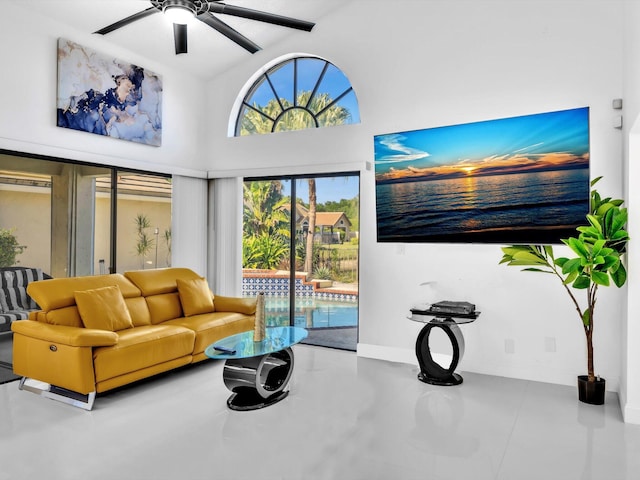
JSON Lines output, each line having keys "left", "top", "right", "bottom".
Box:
{"left": 577, "top": 375, "right": 606, "bottom": 405}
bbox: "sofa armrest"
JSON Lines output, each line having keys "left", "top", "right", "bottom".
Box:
{"left": 11, "top": 320, "right": 118, "bottom": 347}
{"left": 214, "top": 295, "right": 257, "bottom": 315}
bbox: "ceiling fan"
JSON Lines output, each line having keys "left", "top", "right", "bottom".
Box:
{"left": 94, "top": 0, "right": 315, "bottom": 55}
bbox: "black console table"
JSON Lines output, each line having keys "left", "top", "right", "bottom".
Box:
{"left": 409, "top": 306, "right": 479, "bottom": 386}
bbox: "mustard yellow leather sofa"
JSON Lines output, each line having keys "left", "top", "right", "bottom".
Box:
{"left": 11, "top": 267, "right": 256, "bottom": 409}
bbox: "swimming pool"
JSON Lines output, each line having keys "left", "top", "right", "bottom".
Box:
{"left": 260, "top": 296, "right": 358, "bottom": 329}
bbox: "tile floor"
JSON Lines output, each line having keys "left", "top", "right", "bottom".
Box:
{"left": 1, "top": 345, "right": 640, "bottom": 480}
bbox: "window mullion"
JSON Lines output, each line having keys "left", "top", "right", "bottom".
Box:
{"left": 243, "top": 101, "right": 277, "bottom": 122}
{"left": 315, "top": 87, "right": 353, "bottom": 118}
{"left": 306, "top": 61, "right": 329, "bottom": 109}
{"left": 265, "top": 73, "right": 285, "bottom": 111}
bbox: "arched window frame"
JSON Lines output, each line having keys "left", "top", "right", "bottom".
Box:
{"left": 231, "top": 54, "right": 360, "bottom": 137}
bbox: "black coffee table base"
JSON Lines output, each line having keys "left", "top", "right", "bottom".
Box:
{"left": 223, "top": 347, "right": 294, "bottom": 411}
{"left": 226, "top": 388, "right": 289, "bottom": 411}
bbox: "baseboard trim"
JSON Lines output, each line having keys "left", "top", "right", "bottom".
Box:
{"left": 356, "top": 343, "right": 451, "bottom": 368}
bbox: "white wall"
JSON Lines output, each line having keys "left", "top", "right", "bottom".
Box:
{"left": 204, "top": 0, "right": 627, "bottom": 393}
{"left": 621, "top": 1, "right": 640, "bottom": 423}
{"left": 0, "top": 2, "right": 207, "bottom": 177}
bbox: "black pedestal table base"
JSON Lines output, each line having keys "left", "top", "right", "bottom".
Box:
{"left": 415, "top": 319, "right": 466, "bottom": 386}
{"left": 223, "top": 347, "right": 294, "bottom": 411}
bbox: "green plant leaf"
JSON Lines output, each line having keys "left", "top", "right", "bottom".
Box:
{"left": 561, "top": 257, "right": 582, "bottom": 274}
{"left": 582, "top": 308, "right": 591, "bottom": 327}
{"left": 591, "top": 239, "right": 606, "bottom": 257}
{"left": 566, "top": 237, "right": 590, "bottom": 258}
{"left": 591, "top": 271, "right": 610, "bottom": 286}
{"left": 521, "top": 267, "right": 553, "bottom": 273}
{"left": 612, "top": 262, "right": 627, "bottom": 288}
{"left": 611, "top": 209, "right": 628, "bottom": 233}
{"left": 600, "top": 255, "right": 619, "bottom": 270}
{"left": 586, "top": 214, "right": 603, "bottom": 234}
{"left": 573, "top": 275, "right": 590, "bottom": 289}
{"left": 563, "top": 270, "right": 578, "bottom": 285}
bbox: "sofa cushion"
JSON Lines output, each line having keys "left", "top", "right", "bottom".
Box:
{"left": 125, "top": 268, "right": 202, "bottom": 296}
{"left": 93, "top": 325, "right": 195, "bottom": 382}
{"left": 1, "top": 310, "right": 32, "bottom": 332}
{"left": 124, "top": 296, "right": 152, "bottom": 327}
{"left": 75, "top": 285, "right": 134, "bottom": 331}
{"left": 0, "top": 289, "right": 8, "bottom": 312}
{"left": 145, "top": 293, "right": 183, "bottom": 324}
{"left": 176, "top": 277, "right": 215, "bottom": 316}
{"left": 27, "top": 274, "right": 141, "bottom": 312}
{"left": 165, "top": 312, "right": 254, "bottom": 355}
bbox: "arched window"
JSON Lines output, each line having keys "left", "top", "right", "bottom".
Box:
{"left": 234, "top": 56, "right": 360, "bottom": 136}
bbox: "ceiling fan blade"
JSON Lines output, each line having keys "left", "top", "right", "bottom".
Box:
{"left": 197, "top": 13, "right": 261, "bottom": 53}
{"left": 173, "top": 23, "right": 188, "bottom": 54}
{"left": 207, "top": 3, "right": 315, "bottom": 31}
{"left": 94, "top": 6, "right": 158, "bottom": 35}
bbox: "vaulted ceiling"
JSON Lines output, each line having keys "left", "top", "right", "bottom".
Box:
{"left": 10, "top": 0, "right": 344, "bottom": 80}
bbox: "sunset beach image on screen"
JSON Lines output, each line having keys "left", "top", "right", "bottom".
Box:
{"left": 373, "top": 107, "right": 590, "bottom": 244}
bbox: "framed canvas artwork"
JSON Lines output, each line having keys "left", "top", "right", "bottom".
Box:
{"left": 56, "top": 38, "right": 162, "bottom": 146}
{"left": 374, "top": 107, "right": 590, "bottom": 244}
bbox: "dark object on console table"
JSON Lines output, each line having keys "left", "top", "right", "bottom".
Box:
{"left": 409, "top": 301, "right": 479, "bottom": 386}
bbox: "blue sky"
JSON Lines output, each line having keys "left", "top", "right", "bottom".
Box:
{"left": 281, "top": 176, "right": 360, "bottom": 204}
{"left": 374, "top": 107, "right": 589, "bottom": 182}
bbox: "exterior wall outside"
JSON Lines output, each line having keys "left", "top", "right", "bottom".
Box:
{"left": 0, "top": 187, "right": 51, "bottom": 269}
{"left": 0, "top": 187, "right": 171, "bottom": 275}
{"left": 111, "top": 196, "right": 172, "bottom": 273}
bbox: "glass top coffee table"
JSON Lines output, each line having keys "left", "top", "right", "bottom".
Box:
{"left": 205, "top": 326, "right": 308, "bottom": 411}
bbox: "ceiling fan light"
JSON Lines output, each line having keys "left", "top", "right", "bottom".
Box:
{"left": 163, "top": 2, "right": 195, "bottom": 24}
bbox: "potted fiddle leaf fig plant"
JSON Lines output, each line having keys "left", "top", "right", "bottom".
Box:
{"left": 499, "top": 176, "right": 629, "bottom": 405}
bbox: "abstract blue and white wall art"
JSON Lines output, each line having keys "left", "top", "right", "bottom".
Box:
{"left": 374, "top": 107, "right": 590, "bottom": 244}
{"left": 56, "top": 38, "right": 162, "bottom": 146}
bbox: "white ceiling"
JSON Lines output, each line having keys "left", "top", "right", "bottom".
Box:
{"left": 9, "top": 0, "right": 342, "bottom": 80}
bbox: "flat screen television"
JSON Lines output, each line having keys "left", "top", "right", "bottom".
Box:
{"left": 374, "top": 107, "right": 590, "bottom": 244}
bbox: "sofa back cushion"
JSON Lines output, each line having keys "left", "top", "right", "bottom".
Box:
{"left": 124, "top": 268, "right": 202, "bottom": 296}
{"left": 27, "top": 274, "right": 141, "bottom": 312}
{"left": 125, "top": 297, "right": 152, "bottom": 327}
{"left": 145, "top": 292, "right": 183, "bottom": 324}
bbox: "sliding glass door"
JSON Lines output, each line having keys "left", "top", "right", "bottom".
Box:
{"left": 0, "top": 151, "right": 171, "bottom": 277}
{"left": 242, "top": 173, "right": 359, "bottom": 351}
